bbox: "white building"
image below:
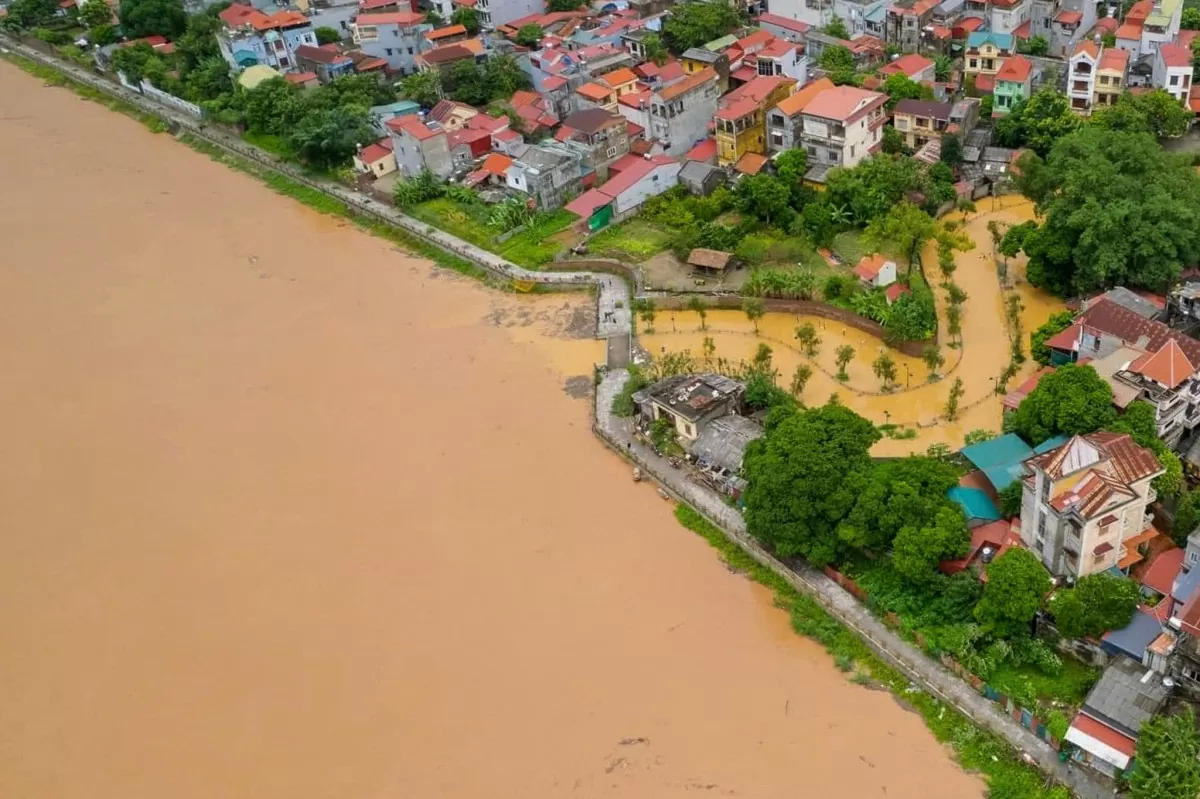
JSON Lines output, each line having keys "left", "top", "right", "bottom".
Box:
{"left": 990, "top": 0, "right": 1032, "bottom": 35}
{"left": 1067, "top": 39, "right": 1099, "bottom": 113}
{"left": 1153, "top": 41, "right": 1193, "bottom": 103}
{"left": 451, "top": 0, "right": 543, "bottom": 31}
{"left": 797, "top": 84, "right": 888, "bottom": 181}
{"left": 352, "top": 11, "right": 432, "bottom": 75}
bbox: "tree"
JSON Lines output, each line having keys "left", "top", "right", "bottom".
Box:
{"left": 702, "top": 336, "right": 716, "bottom": 364}
{"left": 872, "top": 352, "right": 897, "bottom": 390}
{"left": 994, "top": 89, "right": 1079, "bottom": 156}
{"left": 794, "top": 322, "right": 821, "bottom": 356}
{"left": 790, "top": 364, "right": 813, "bottom": 399}
{"left": 1019, "top": 127, "right": 1200, "bottom": 297}
{"left": 313, "top": 25, "right": 342, "bottom": 45}
{"left": 424, "top": 8, "right": 445, "bottom": 26}
{"left": 89, "top": 22, "right": 118, "bottom": 45}
{"left": 998, "top": 480, "right": 1024, "bottom": 518}
{"left": 743, "top": 401, "right": 882, "bottom": 564}
{"left": 946, "top": 303, "right": 962, "bottom": 345}
{"left": 934, "top": 54, "right": 953, "bottom": 81}
{"left": 1050, "top": 573, "right": 1140, "bottom": 639}
{"left": 826, "top": 155, "right": 925, "bottom": 224}
{"left": 547, "top": 0, "right": 584, "bottom": 9}
{"left": 243, "top": 77, "right": 302, "bottom": 135}
{"left": 400, "top": 69, "right": 443, "bottom": 108}
{"left": 893, "top": 506, "right": 972, "bottom": 584}
{"left": 940, "top": 133, "right": 963, "bottom": 166}
{"left": 922, "top": 344, "right": 945, "bottom": 379}
{"left": 661, "top": 1, "right": 741, "bottom": 54}
{"left": 1174, "top": 490, "right": 1200, "bottom": 546}
{"left": 742, "top": 297, "right": 765, "bottom": 334}
{"left": 837, "top": 456, "right": 960, "bottom": 552}
{"left": 882, "top": 73, "right": 933, "bottom": 111}
{"left": 1128, "top": 707, "right": 1200, "bottom": 799}
{"left": 775, "top": 149, "right": 808, "bottom": 186}
{"left": 835, "top": 344, "right": 855, "bottom": 380}
{"left": 999, "top": 219, "right": 1036, "bottom": 262}
{"left": 110, "top": 42, "right": 162, "bottom": 86}
{"left": 1108, "top": 401, "right": 1186, "bottom": 499}
{"left": 639, "top": 300, "right": 657, "bottom": 332}
{"left": 687, "top": 296, "right": 708, "bottom": 330}
{"left": 865, "top": 202, "right": 936, "bottom": 272}
{"left": 963, "top": 429, "right": 995, "bottom": 446}
{"left": 1029, "top": 310, "right": 1074, "bottom": 365}
{"left": 79, "top": 0, "right": 112, "bottom": 28}
{"left": 1093, "top": 90, "right": 1194, "bottom": 138}
{"left": 735, "top": 174, "right": 791, "bottom": 225}
{"left": 824, "top": 17, "right": 850, "bottom": 39}
{"left": 118, "top": 0, "right": 187, "bottom": 38}
{"left": 944, "top": 377, "right": 964, "bottom": 420}
{"left": 975, "top": 548, "right": 1051, "bottom": 638}
{"left": 515, "top": 24, "right": 544, "bottom": 48}
{"left": 1018, "top": 35, "right": 1050, "bottom": 56}
{"left": 287, "top": 105, "right": 375, "bottom": 170}
{"left": 882, "top": 125, "right": 905, "bottom": 154}
{"left": 1183, "top": 6, "right": 1200, "bottom": 28}
{"left": 818, "top": 45, "right": 857, "bottom": 85}
{"left": 752, "top": 343, "right": 774, "bottom": 373}
{"left": 2, "top": 0, "right": 59, "bottom": 29}
{"left": 1009, "top": 363, "right": 1117, "bottom": 444}
{"left": 641, "top": 32, "right": 668, "bottom": 65}
{"left": 451, "top": 7, "right": 481, "bottom": 34}
{"left": 184, "top": 56, "right": 234, "bottom": 104}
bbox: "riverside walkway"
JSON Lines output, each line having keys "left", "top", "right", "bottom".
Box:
{"left": 595, "top": 370, "right": 1113, "bottom": 799}
{"left": 5, "top": 36, "right": 1111, "bottom": 798}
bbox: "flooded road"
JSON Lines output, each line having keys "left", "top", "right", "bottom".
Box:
{"left": 0, "top": 63, "right": 982, "bottom": 799}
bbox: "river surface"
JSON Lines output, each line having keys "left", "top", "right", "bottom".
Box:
{"left": 0, "top": 63, "right": 983, "bottom": 799}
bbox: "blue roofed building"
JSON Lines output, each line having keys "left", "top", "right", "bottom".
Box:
{"left": 948, "top": 486, "right": 1003, "bottom": 526}
{"left": 959, "top": 432, "right": 1068, "bottom": 494}
{"left": 1102, "top": 608, "right": 1166, "bottom": 661}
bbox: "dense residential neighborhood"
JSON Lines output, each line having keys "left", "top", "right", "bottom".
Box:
{"left": 12, "top": 0, "right": 1200, "bottom": 794}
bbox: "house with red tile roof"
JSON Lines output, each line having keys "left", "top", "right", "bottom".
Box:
{"left": 353, "top": 137, "right": 396, "bottom": 178}
{"left": 620, "top": 67, "right": 721, "bottom": 158}
{"left": 413, "top": 39, "right": 485, "bottom": 73}
{"left": 766, "top": 77, "right": 834, "bottom": 154}
{"left": 879, "top": 53, "right": 936, "bottom": 83}
{"left": 1153, "top": 42, "right": 1193, "bottom": 105}
{"left": 294, "top": 44, "right": 355, "bottom": 84}
{"left": 216, "top": 3, "right": 317, "bottom": 73}
{"left": 992, "top": 55, "right": 1033, "bottom": 116}
{"left": 1017, "top": 432, "right": 1163, "bottom": 579}
{"left": 565, "top": 154, "right": 681, "bottom": 224}
{"left": 558, "top": 108, "right": 630, "bottom": 173}
{"left": 796, "top": 85, "right": 887, "bottom": 182}
{"left": 714, "top": 74, "right": 796, "bottom": 166}
{"left": 1064, "top": 655, "right": 1169, "bottom": 777}
{"left": 852, "top": 253, "right": 897, "bottom": 288}
{"left": 387, "top": 115, "right": 452, "bottom": 179}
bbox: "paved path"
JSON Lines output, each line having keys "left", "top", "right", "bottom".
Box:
{"left": 0, "top": 36, "right": 632, "bottom": 366}
{"left": 596, "top": 371, "right": 1115, "bottom": 799}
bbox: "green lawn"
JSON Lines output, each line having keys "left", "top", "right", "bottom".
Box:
{"left": 988, "top": 655, "right": 1100, "bottom": 711}
{"left": 242, "top": 131, "right": 296, "bottom": 160}
{"left": 587, "top": 219, "right": 675, "bottom": 260}
{"left": 409, "top": 198, "right": 574, "bottom": 269}
{"left": 831, "top": 230, "right": 869, "bottom": 265}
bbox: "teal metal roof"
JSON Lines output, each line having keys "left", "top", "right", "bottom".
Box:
{"left": 966, "top": 31, "right": 1014, "bottom": 51}
{"left": 948, "top": 487, "right": 1002, "bottom": 523}
{"left": 962, "top": 432, "right": 1038, "bottom": 493}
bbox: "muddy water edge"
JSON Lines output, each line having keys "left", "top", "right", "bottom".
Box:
{"left": 0, "top": 62, "right": 985, "bottom": 799}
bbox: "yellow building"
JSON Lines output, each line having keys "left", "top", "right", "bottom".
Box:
{"left": 715, "top": 75, "right": 795, "bottom": 166}
{"left": 964, "top": 30, "right": 1015, "bottom": 87}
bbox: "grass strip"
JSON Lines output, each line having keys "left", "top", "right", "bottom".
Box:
{"left": 673, "top": 504, "right": 1071, "bottom": 799}
{"left": 178, "top": 134, "right": 499, "bottom": 284}
{"left": 0, "top": 49, "right": 169, "bottom": 132}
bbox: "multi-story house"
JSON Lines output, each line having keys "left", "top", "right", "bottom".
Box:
{"left": 767, "top": 76, "right": 836, "bottom": 153}
{"left": 714, "top": 75, "right": 796, "bottom": 166}
{"left": 964, "top": 31, "right": 1015, "bottom": 90}
{"left": 558, "top": 108, "right": 630, "bottom": 174}
{"left": 414, "top": 39, "right": 486, "bottom": 74}
{"left": 1153, "top": 42, "right": 1192, "bottom": 103}
{"left": 644, "top": 67, "right": 720, "bottom": 157}
{"left": 351, "top": 11, "right": 432, "bottom": 75}
{"left": 992, "top": 55, "right": 1032, "bottom": 116}
{"left": 575, "top": 67, "right": 639, "bottom": 112}
{"left": 798, "top": 84, "right": 888, "bottom": 182}
{"left": 452, "top": 0, "right": 543, "bottom": 31}
{"left": 1108, "top": 340, "right": 1200, "bottom": 448}
{"left": 387, "top": 115, "right": 453, "bottom": 179}
{"left": 294, "top": 44, "right": 357, "bottom": 84}
{"left": 990, "top": 0, "right": 1032, "bottom": 34}
{"left": 752, "top": 38, "right": 809, "bottom": 84}
{"left": 886, "top": 0, "right": 938, "bottom": 52}
{"left": 756, "top": 12, "right": 814, "bottom": 41}
{"left": 1018, "top": 432, "right": 1163, "bottom": 579}
{"left": 1067, "top": 39, "right": 1100, "bottom": 114}
{"left": 216, "top": 5, "right": 316, "bottom": 73}
{"left": 892, "top": 99, "right": 953, "bottom": 149}
{"left": 1093, "top": 47, "right": 1130, "bottom": 111}
{"left": 565, "top": 155, "right": 682, "bottom": 226}
{"left": 681, "top": 47, "right": 731, "bottom": 93}
{"left": 1141, "top": 0, "right": 1184, "bottom": 56}
{"left": 425, "top": 24, "right": 470, "bottom": 48}
{"left": 504, "top": 141, "right": 587, "bottom": 209}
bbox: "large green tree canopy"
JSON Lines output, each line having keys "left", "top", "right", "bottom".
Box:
{"left": 119, "top": 0, "right": 188, "bottom": 38}
{"left": 743, "top": 401, "right": 881, "bottom": 565}
{"left": 837, "top": 456, "right": 961, "bottom": 552}
{"left": 661, "top": 1, "right": 742, "bottom": 54}
{"left": 1009, "top": 363, "right": 1117, "bottom": 445}
{"left": 1049, "top": 572, "right": 1139, "bottom": 639}
{"left": 1014, "top": 126, "right": 1200, "bottom": 296}
{"left": 1129, "top": 706, "right": 1200, "bottom": 799}
{"left": 975, "top": 548, "right": 1051, "bottom": 638}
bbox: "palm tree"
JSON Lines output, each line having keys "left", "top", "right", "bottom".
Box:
{"left": 872, "top": 352, "right": 897, "bottom": 391}
{"left": 791, "top": 364, "right": 813, "bottom": 399}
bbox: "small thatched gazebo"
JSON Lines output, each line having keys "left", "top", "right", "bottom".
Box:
{"left": 687, "top": 248, "right": 734, "bottom": 275}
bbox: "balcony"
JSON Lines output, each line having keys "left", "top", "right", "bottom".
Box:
{"left": 1148, "top": 487, "right": 1158, "bottom": 503}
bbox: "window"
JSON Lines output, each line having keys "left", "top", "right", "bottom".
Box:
{"left": 386, "top": 47, "right": 393, "bottom": 55}
{"left": 1094, "top": 552, "right": 1106, "bottom": 564}
{"left": 407, "top": 47, "right": 413, "bottom": 54}
{"left": 606, "top": 146, "right": 617, "bottom": 157}
{"left": 1186, "top": 75, "right": 1193, "bottom": 89}
{"left": 1171, "top": 75, "right": 1181, "bottom": 86}
{"left": 1184, "top": 666, "right": 1200, "bottom": 681}
{"left": 1099, "top": 75, "right": 1109, "bottom": 85}
{"left": 969, "top": 58, "right": 978, "bottom": 68}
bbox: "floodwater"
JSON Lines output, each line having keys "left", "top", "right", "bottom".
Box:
{"left": 0, "top": 62, "right": 983, "bottom": 799}
{"left": 643, "top": 197, "right": 1065, "bottom": 456}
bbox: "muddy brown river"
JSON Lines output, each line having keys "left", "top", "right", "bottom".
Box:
{"left": 0, "top": 62, "right": 982, "bottom": 798}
